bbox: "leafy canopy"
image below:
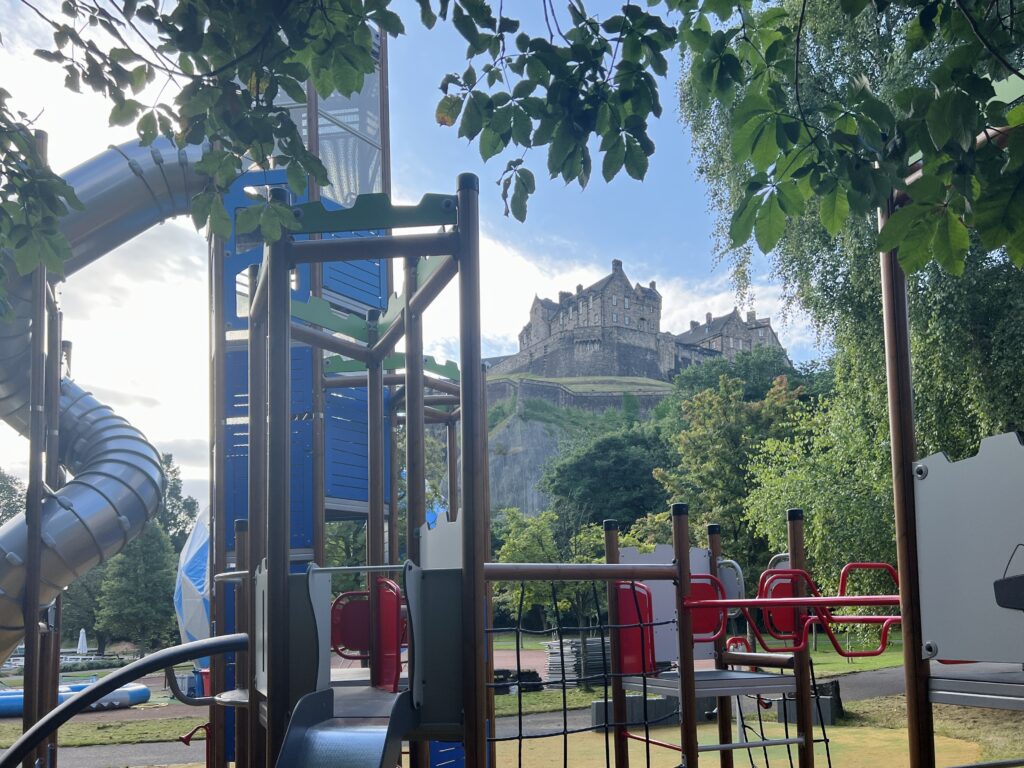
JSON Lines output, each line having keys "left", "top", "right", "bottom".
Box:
{"left": 5, "top": 0, "right": 1024, "bottom": 291}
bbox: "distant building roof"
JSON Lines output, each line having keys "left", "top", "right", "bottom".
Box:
{"left": 675, "top": 308, "right": 742, "bottom": 344}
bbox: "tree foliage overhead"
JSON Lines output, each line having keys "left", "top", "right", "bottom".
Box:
{"left": 158, "top": 453, "right": 199, "bottom": 552}
{"left": 6, "top": 0, "right": 1024, "bottom": 303}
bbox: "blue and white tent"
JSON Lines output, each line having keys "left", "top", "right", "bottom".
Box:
{"left": 173, "top": 507, "right": 210, "bottom": 656}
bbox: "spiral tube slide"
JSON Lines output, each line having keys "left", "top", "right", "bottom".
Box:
{"left": 0, "top": 138, "right": 206, "bottom": 663}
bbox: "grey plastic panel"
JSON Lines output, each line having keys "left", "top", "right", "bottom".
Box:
{"left": 915, "top": 432, "right": 1024, "bottom": 663}
{"left": 0, "top": 138, "right": 205, "bottom": 662}
{"left": 405, "top": 562, "right": 463, "bottom": 733}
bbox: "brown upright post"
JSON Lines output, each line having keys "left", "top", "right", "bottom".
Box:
{"left": 878, "top": 201, "right": 934, "bottom": 768}
{"left": 246, "top": 266, "right": 268, "bottom": 768}
{"left": 671, "top": 503, "right": 699, "bottom": 768}
{"left": 447, "top": 417, "right": 459, "bottom": 521}
{"left": 457, "top": 174, "right": 488, "bottom": 768}
{"left": 707, "top": 524, "right": 733, "bottom": 767}
{"left": 603, "top": 521, "right": 629, "bottom": 768}
{"left": 307, "top": 82, "right": 327, "bottom": 569}
{"left": 786, "top": 509, "right": 814, "bottom": 768}
{"left": 404, "top": 256, "right": 426, "bottom": 565}
{"left": 42, "top": 301, "right": 62, "bottom": 767}
{"left": 368, "top": 312, "right": 385, "bottom": 686}
{"left": 387, "top": 398, "right": 400, "bottom": 564}
{"left": 265, "top": 232, "right": 293, "bottom": 763}
{"left": 234, "top": 520, "right": 250, "bottom": 768}
{"left": 23, "top": 130, "right": 48, "bottom": 768}
{"left": 209, "top": 231, "right": 229, "bottom": 768}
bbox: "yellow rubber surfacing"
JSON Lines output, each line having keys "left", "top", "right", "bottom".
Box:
{"left": 494, "top": 723, "right": 980, "bottom": 767}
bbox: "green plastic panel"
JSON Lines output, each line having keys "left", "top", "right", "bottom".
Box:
{"left": 292, "top": 193, "right": 457, "bottom": 235}
{"left": 291, "top": 296, "right": 370, "bottom": 342}
{"left": 324, "top": 353, "right": 460, "bottom": 382}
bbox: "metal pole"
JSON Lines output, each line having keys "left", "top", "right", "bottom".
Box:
{"left": 209, "top": 231, "right": 229, "bottom": 768}
{"left": 234, "top": 520, "right": 249, "bottom": 768}
{"left": 246, "top": 265, "right": 268, "bottom": 768}
{"left": 265, "top": 230, "right": 293, "bottom": 763}
{"left": 404, "top": 257, "right": 425, "bottom": 565}
{"left": 671, "top": 503, "right": 699, "bottom": 768}
{"left": 786, "top": 509, "right": 814, "bottom": 768}
{"left": 22, "top": 129, "right": 48, "bottom": 768}
{"left": 457, "top": 173, "right": 488, "bottom": 768}
{"left": 878, "top": 200, "right": 935, "bottom": 768}
{"left": 603, "top": 520, "right": 629, "bottom": 768}
{"left": 707, "top": 524, "right": 733, "bottom": 768}
{"left": 367, "top": 311, "right": 385, "bottom": 687}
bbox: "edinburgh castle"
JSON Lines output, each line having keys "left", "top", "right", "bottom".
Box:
{"left": 486, "top": 259, "right": 784, "bottom": 381}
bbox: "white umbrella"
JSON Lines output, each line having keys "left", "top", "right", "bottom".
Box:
{"left": 77, "top": 628, "right": 87, "bottom": 655}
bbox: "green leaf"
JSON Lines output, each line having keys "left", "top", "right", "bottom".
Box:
{"left": 730, "top": 193, "right": 762, "bottom": 247}
{"left": 878, "top": 204, "right": 930, "bottom": 252}
{"left": 190, "top": 190, "right": 214, "bottom": 230}
{"left": 931, "top": 208, "right": 969, "bottom": 275}
{"left": 754, "top": 192, "right": 785, "bottom": 252}
{"left": 479, "top": 127, "right": 506, "bottom": 161}
{"left": 602, "top": 136, "right": 625, "bottom": 182}
{"left": 926, "top": 90, "right": 977, "bottom": 151}
{"left": 436, "top": 94, "right": 464, "bottom": 127}
{"left": 109, "top": 99, "right": 142, "bottom": 127}
{"left": 458, "top": 93, "right": 485, "bottom": 140}
{"left": 839, "top": 0, "right": 871, "bottom": 14}
{"left": 624, "top": 136, "right": 648, "bottom": 181}
{"left": 286, "top": 163, "right": 307, "bottom": 196}
{"left": 208, "top": 196, "right": 231, "bottom": 238}
{"left": 819, "top": 185, "right": 850, "bottom": 236}
{"left": 235, "top": 205, "right": 262, "bottom": 236}
{"left": 136, "top": 111, "right": 157, "bottom": 144}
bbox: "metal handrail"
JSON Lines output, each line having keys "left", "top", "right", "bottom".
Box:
{"left": 0, "top": 633, "right": 248, "bottom": 768}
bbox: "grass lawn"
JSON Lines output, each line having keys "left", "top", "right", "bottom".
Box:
{"left": 493, "top": 689, "right": 596, "bottom": 717}
{"left": 847, "top": 695, "right": 1024, "bottom": 761}
{"left": 0, "top": 717, "right": 207, "bottom": 748}
{"left": 490, "top": 632, "right": 551, "bottom": 651}
{"left": 809, "top": 640, "right": 904, "bottom": 676}
{"left": 496, "top": 721, "right": 979, "bottom": 767}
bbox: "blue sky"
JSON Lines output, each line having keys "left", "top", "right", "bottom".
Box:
{"left": 0, "top": 3, "right": 818, "bottom": 506}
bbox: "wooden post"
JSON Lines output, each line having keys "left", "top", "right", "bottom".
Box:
{"left": 878, "top": 199, "right": 935, "bottom": 768}
{"left": 234, "top": 520, "right": 249, "bottom": 768}
{"left": 604, "top": 520, "right": 629, "bottom": 768}
{"left": 708, "top": 524, "right": 733, "bottom": 768}
{"left": 672, "top": 503, "right": 699, "bottom": 768}
{"left": 786, "top": 509, "right": 814, "bottom": 768}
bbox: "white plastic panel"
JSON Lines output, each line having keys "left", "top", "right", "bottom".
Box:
{"left": 915, "top": 432, "right": 1024, "bottom": 663}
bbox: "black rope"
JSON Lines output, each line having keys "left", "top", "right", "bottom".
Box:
{"left": 753, "top": 693, "right": 771, "bottom": 766}
{"left": 516, "top": 583, "right": 526, "bottom": 768}
{"left": 549, "top": 582, "right": 570, "bottom": 768}
{"left": 809, "top": 658, "right": 833, "bottom": 768}
{"left": 734, "top": 693, "right": 758, "bottom": 767}
{"left": 591, "top": 581, "right": 612, "bottom": 768}
{"left": 627, "top": 582, "right": 652, "bottom": 768}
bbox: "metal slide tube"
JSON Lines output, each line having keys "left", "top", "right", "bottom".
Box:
{"left": 0, "top": 138, "right": 204, "bottom": 664}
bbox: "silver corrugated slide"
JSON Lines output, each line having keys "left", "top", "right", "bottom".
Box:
{"left": 0, "top": 139, "right": 205, "bottom": 662}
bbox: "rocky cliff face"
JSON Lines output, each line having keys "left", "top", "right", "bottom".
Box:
{"left": 487, "top": 413, "right": 563, "bottom": 516}
{"left": 485, "top": 374, "right": 674, "bottom": 516}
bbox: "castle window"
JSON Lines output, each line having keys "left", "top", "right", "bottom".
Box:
{"left": 612, "top": 296, "right": 618, "bottom": 306}
{"left": 625, "top": 316, "right": 631, "bottom": 325}
{"left": 589, "top": 296, "right": 593, "bottom": 308}
{"left": 730, "top": 337, "right": 736, "bottom": 348}
{"left": 759, "top": 328, "right": 765, "bottom": 338}
{"left": 624, "top": 297, "right": 629, "bottom": 309}
{"left": 612, "top": 312, "right": 618, "bottom": 323}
